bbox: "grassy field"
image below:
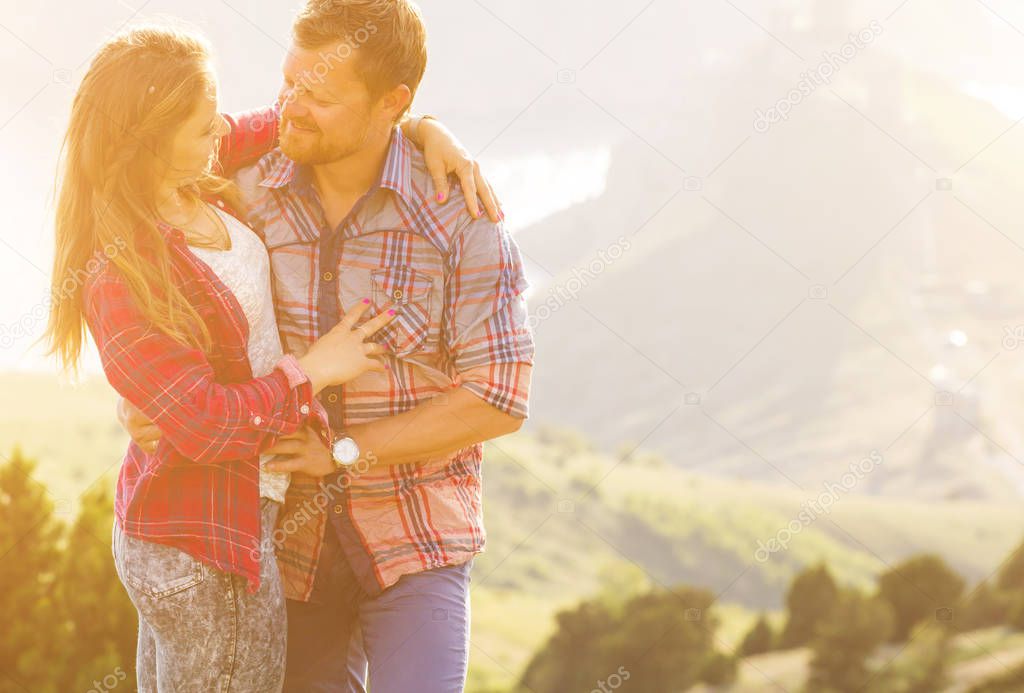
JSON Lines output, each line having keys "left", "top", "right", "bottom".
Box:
{"left": 4, "top": 372, "right": 1024, "bottom": 691}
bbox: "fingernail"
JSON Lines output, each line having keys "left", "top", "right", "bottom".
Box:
{"left": 388, "top": 309, "right": 397, "bottom": 315}
{"left": 437, "top": 193, "right": 445, "bottom": 203}
{"left": 362, "top": 298, "right": 371, "bottom": 304}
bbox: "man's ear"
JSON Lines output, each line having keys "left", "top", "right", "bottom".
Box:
{"left": 379, "top": 84, "right": 413, "bottom": 124}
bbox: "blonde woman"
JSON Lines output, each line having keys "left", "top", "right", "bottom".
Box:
{"left": 46, "top": 25, "right": 497, "bottom": 691}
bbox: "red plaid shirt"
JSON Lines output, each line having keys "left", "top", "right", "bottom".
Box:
{"left": 85, "top": 109, "right": 327, "bottom": 592}
{"left": 235, "top": 125, "right": 535, "bottom": 599}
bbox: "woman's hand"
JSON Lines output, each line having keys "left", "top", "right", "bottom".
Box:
{"left": 297, "top": 299, "right": 396, "bottom": 393}
{"left": 415, "top": 117, "right": 503, "bottom": 223}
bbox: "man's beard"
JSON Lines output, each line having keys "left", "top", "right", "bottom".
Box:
{"left": 280, "top": 117, "right": 368, "bottom": 165}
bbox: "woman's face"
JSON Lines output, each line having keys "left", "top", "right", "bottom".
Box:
{"left": 162, "top": 80, "right": 230, "bottom": 188}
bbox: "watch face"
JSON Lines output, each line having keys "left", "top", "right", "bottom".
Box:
{"left": 332, "top": 437, "right": 360, "bottom": 465}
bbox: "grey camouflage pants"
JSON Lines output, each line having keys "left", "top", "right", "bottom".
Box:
{"left": 112, "top": 499, "right": 286, "bottom": 692}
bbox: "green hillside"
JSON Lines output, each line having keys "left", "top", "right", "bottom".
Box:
{"left": 3, "top": 372, "right": 1024, "bottom": 691}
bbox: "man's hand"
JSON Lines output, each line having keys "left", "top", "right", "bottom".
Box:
{"left": 117, "top": 398, "right": 162, "bottom": 453}
{"left": 263, "top": 426, "right": 336, "bottom": 477}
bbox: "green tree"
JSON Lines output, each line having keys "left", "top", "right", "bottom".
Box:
{"left": 903, "top": 625, "right": 952, "bottom": 693}
{"left": 605, "top": 588, "right": 720, "bottom": 692}
{"left": 996, "top": 539, "right": 1024, "bottom": 592}
{"left": 57, "top": 484, "right": 137, "bottom": 690}
{"left": 519, "top": 586, "right": 725, "bottom": 693}
{"left": 740, "top": 614, "right": 775, "bottom": 656}
{"left": 519, "top": 600, "right": 618, "bottom": 692}
{"left": 960, "top": 580, "right": 1013, "bottom": 631}
{"left": 1007, "top": 592, "right": 1024, "bottom": 630}
{"left": 700, "top": 651, "right": 737, "bottom": 686}
{"left": 806, "top": 590, "right": 893, "bottom": 693}
{"left": 0, "top": 449, "right": 65, "bottom": 693}
{"left": 877, "top": 554, "right": 965, "bottom": 641}
{"left": 780, "top": 563, "right": 839, "bottom": 648}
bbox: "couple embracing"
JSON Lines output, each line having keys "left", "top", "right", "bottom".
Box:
{"left": 45, "top": 1, "right": 534, "bottom": 691}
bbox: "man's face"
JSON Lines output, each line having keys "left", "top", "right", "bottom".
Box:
{"left": 278, "top": 42, "right": 379, "bottom": 165}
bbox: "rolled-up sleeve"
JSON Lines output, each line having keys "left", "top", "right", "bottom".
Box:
{"left": 215, "top": 105, "right": 280, "bottom": 177}
{"left": 85, "top": 273, "right": 324, "bottom": 464}
{"left": 443, "top": 217, "right": 535, "bottom": 418}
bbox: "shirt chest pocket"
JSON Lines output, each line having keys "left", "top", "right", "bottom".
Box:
{"left": 369, "top": 266, "right": 437, "bottom": 357}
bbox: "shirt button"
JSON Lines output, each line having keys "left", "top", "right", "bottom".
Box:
{"left": 322, "top": 271, "right": 335, "bottom": 282}
{"left": 333, "top": 504, "right": 345, "bottom": 515}
{"left": 252, "top": 415, "right": 263, "bottom": 426}
{"left": 392, "top": 289, "right": 404, "bottom": 300}
{"left": 300, "top": 404, "right": 310, "bottom": 415}
{"left": 327, "top": 393, "right": 339, "bottom": 404}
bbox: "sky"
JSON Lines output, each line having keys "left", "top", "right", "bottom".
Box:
{"left": 1, "top": 0, "right": 1021, "bottom": 374}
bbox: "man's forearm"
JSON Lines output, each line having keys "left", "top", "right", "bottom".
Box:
{"left": 347, "top": 387, "right": 523, "bottom": 467}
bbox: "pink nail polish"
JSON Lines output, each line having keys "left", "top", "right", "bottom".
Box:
{"left": 363, "top": 298, "right": 371, "bottom": 304}
{"left": 437, "top": 193, "right": 445, "bottom": 203}
{"left": 388, "top": 309, "right": 397, "bottom": 316}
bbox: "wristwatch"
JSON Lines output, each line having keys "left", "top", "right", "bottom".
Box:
{"left": 331, "top": 434, "right": 361, "bottom": 468}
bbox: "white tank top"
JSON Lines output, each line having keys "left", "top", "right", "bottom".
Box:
{"left": 189, "top": 204, "right": 290, "bottom": 502}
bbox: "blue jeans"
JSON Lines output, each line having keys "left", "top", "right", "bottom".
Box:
{"left": 114, "top": 499, "right": 286, "bottom": 692}
{"left": 283, "top": 525, "right": 473, "bottom": 693}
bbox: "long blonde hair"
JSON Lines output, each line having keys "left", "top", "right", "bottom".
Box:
{"left": 46, "top": 25, "right": 239, "bottom": 370}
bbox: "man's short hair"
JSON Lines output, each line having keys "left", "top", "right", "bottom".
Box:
{"left": 293, "top": 0, "right": 428, "bottom": 118}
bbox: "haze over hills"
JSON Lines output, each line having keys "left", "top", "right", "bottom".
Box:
{"left": 512, "top": 5, "right": 1024, "bottom": 503}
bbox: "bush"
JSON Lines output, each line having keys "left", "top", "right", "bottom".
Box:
{"left": 806, "top": 590, "right": 893, "bottom": 693}
{"left": 739, "top": 614, "right": 775, "bottom": 656}
{"left": 780, "top": 563, "right": 839, "bottom": 648}
{"left": 700, "top": 651, "right": 737, "bottom": 686}
{"left": 519, "top": 586, "right": 729, "bottom": 693}
{"left": 996, "top": 539, "right": 1024, "bottom": 592}
{"left": 959, "top": 581, "right": 1015, "bottom": 631}
{"left": 877, "top": 554, "right": 965, "bottom": 641}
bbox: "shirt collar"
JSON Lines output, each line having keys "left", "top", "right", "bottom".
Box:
{"left": 259, "top": 125, "right": 414, "bottom": 204}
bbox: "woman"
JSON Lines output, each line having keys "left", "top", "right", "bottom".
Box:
{"left": 45, "top": 25, "right": 498, "bottom": 691}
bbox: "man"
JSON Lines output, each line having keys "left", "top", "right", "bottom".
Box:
{"left": 122, "top": 1, "right": 533, "bottom": 690}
